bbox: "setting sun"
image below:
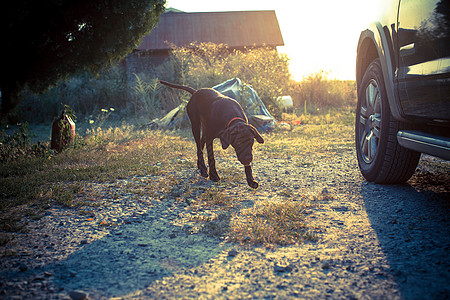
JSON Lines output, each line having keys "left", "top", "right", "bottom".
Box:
{"left": 165, "top": 0, "right": 386, "bottom": 80}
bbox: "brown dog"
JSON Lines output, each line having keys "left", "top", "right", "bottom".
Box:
{"left": 159, "top": 80, "right": 264, "bottom": 188}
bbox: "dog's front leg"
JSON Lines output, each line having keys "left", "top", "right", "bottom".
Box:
{"left": 245, "top": 165, "right": 259, "bottom": 189}
{"left": 206, "top": 140, "right": 220, "bottom": 182}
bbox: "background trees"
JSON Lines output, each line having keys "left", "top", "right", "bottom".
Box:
{"left": 0, "top": 0, "right": 165, "bottom": 120}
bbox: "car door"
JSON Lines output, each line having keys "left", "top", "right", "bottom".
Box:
{"left": 396, "top": 0, "right": 450, "bottom": 121}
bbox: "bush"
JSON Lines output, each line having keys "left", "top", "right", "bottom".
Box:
{"left": 159, "top": 42, "right": 292, "bottom": 119}
{"left": 0, "top": 123, "right": 49, "bottom": 162}
{"left": 132, "top": 74, "right": 161, "bottom": 120}
{"left": 288, "top": 71, "right": 357, "bottom": 113}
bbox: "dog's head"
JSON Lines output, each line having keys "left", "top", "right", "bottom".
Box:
{"left": 219, "top": 123, "right": 264, "bottom": 165}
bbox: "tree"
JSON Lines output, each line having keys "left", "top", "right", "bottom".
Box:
{"left": 0, "top": 0, "right": 165, "bottom": 120}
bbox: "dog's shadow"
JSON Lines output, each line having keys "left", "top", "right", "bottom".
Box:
{"left": 46, "top": 173, "right": 231, "bottom": 298}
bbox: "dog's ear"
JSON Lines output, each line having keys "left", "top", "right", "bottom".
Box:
{"left": 219, "top": 129, "right": 231, "bottom": 149}
{"left": 249, "top": 124, "right": 264, "bottom": 144}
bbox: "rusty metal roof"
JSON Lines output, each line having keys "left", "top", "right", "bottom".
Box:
{"left": 137, "top": 10, "right": 284, "bottom": 50}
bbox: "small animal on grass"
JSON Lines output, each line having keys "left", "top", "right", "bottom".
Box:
{"left": 159, "top": 80, "right": 264, "bottom": 189}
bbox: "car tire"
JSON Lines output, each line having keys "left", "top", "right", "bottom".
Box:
{"left": 355, "top": 58, "right": 420, "bottom": 183}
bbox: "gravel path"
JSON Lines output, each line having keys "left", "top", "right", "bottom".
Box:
{"left": 0, "top": 144, "right": 449, "bottom": 299}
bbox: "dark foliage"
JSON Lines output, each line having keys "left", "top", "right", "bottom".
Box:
{"left": 0, "top": 0, "right": 165, "bottom": 120}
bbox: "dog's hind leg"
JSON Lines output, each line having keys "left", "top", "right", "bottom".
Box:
{"left": 206, "top": 140, "right": 220, "bottom": 182}
{"left": 187, "top": 103, "right": 208, "bottom": 178}
{"left": 198, "top": 135, "right": 208, "bottom": 177}
{"left": 191, "top": 122, "right": 208, "bottom": 178}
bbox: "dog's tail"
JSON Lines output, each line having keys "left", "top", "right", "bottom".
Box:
{"left": 159, "top": 80, "right": 197, "bottom": 95}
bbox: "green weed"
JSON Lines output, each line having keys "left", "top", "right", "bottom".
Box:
{"left": 0, "top": 123, "right": 50, "bottom": 162}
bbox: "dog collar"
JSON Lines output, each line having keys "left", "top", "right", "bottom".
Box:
{"left": 227, "top": 117, "right": 246, "bottom": 128}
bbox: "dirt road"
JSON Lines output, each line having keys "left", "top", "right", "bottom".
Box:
{"left": 1, "top": 144, "right": 449, "bottom": 299}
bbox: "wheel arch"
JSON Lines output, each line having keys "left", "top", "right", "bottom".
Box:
{"left": 356, "top": 23, "right": 407, "bottom": 122}
{"left": 356, "top": 32, "right": 378, "bottom": 89}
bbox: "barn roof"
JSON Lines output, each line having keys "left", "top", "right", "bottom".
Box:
{"left": 137, "top": 10, "right": 284, "bottom": 50}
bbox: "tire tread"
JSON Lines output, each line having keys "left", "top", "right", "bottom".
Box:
{"left": 356, "top": 58, "right": 420, "bottom": 184}
{"left": 375, "top": 113, "right": 420, "bottom": 183}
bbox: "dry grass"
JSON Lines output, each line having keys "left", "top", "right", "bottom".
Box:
{"left": 1, "top": 109, "right": 352, "bottom": 246}
{"left": 228, "top": 198, "right": 317, "bottom": 246}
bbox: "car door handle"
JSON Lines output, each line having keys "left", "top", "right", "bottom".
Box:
{"left": 400, "top": 43, "right": 416, "bottom": 57}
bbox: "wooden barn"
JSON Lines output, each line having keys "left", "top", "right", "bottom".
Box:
{"left": 124, "top": 9, "right": 284, "bottom": 76}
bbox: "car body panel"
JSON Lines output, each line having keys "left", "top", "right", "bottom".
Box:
{"left": 357, "top": 0, "right": 450, "bottom": 125}
{"left": 397, "top": 0, "right": 450, "bottom": 121}
{"left": 356, "top": 0, "right": 450, "bottom": 162}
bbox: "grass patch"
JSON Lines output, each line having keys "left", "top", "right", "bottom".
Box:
{"left": 199, "top": 187, "right": 233, "bottom": 207}
{"left": 228, "top": 198, "right": 317, "bottom": 246}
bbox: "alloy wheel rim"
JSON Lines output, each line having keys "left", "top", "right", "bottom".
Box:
{"left": 359, "top": 79, "right": 382, "bottom": 164}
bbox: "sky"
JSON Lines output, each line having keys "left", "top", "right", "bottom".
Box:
{"left": 164, "top": 0, "right": 386, "bottom": 81}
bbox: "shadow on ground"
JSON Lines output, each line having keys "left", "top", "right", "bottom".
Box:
{"left": 362, "top": 157, "right": 450, "bottom": 299}
{"left": 52, "top": 210, "right": 224, "bottom": 297}
{"left": 47, "top": 179, "right": 227, "bottom": 298}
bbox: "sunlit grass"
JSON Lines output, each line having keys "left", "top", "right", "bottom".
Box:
{"left": 228, "top": 198, "right": 317, "bottom": 246}
{"left": 259, "top": 125, "right": 354, "bottom": 159}
{"left": 256, "top": 107, "right": 355, "bottom": 159}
